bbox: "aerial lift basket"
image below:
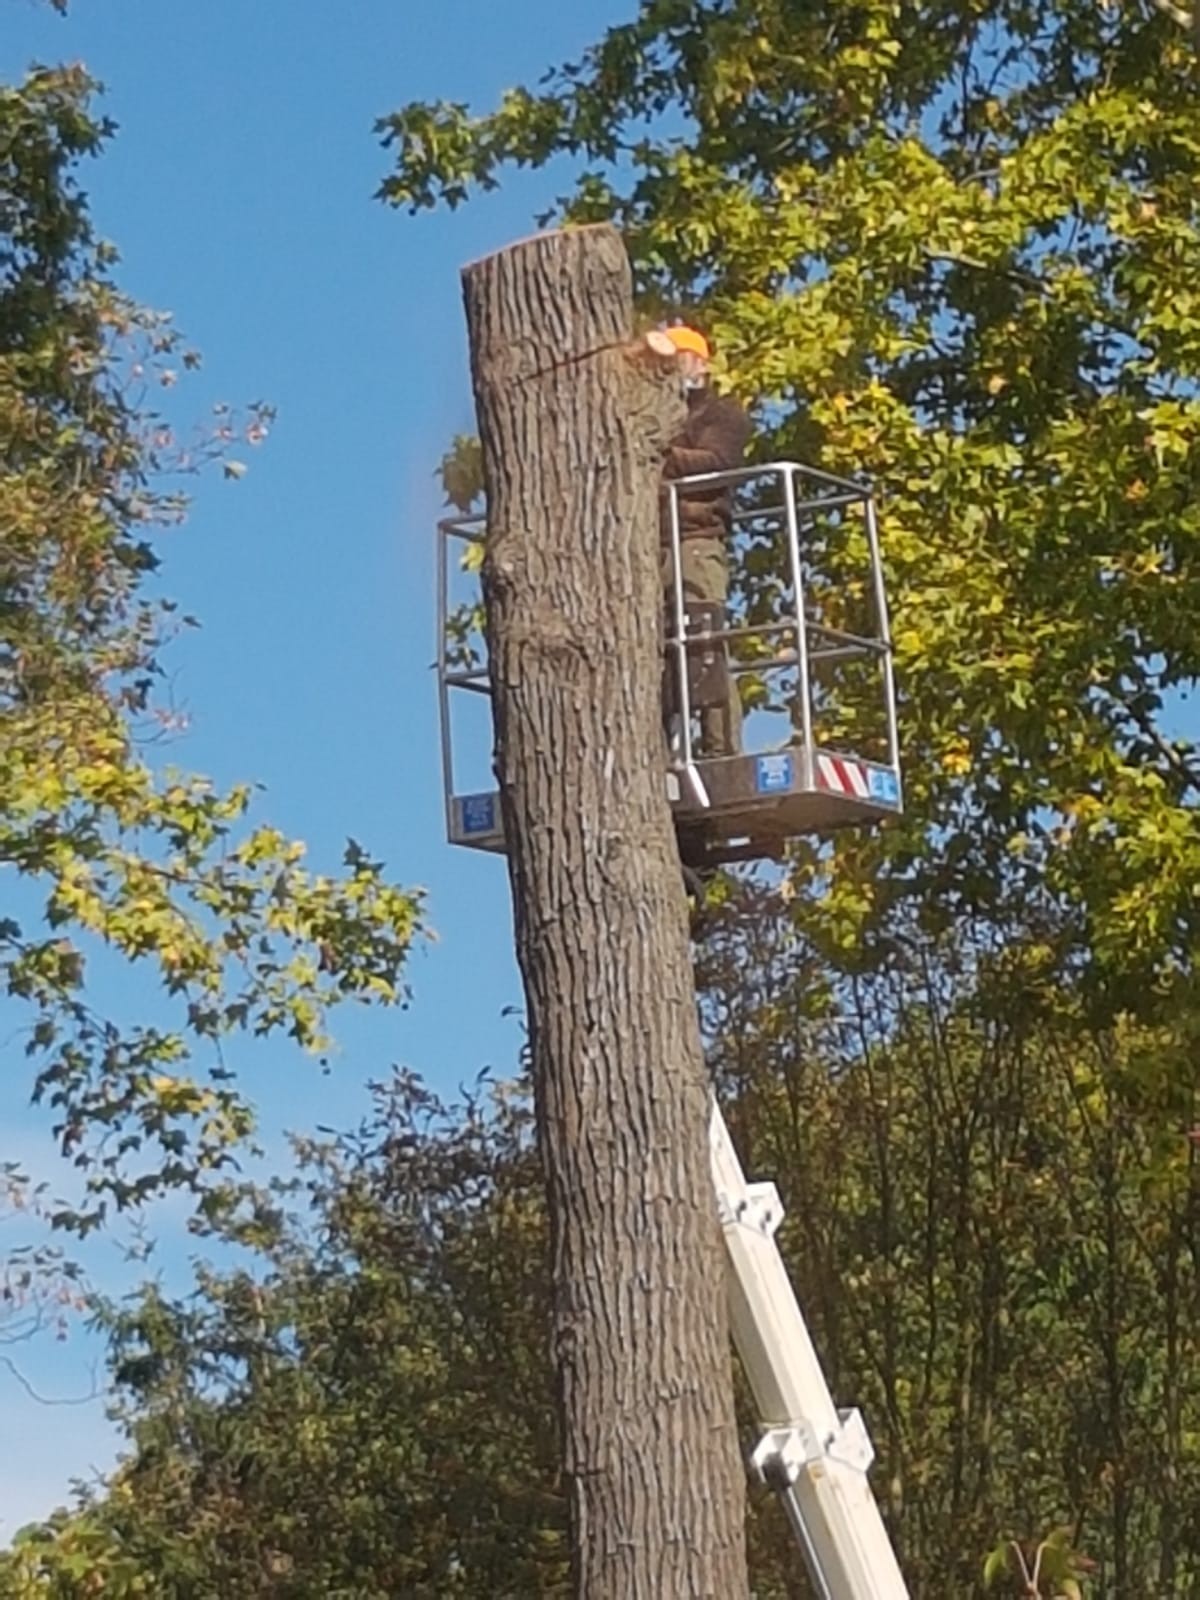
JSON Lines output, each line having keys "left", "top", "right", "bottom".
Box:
{"left": 436, "top": 460, "right": 902, "bottom": 865}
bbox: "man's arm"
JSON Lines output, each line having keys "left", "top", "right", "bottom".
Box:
{"left": 665, "top": 398, "right": 751, "bottom": 481}
{"left": 666, "top": 442, "right": 727, "bottom": 478}
{"left": 691, "top": 394, "right": 752, "bottom": 469}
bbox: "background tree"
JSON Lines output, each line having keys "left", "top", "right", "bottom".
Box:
{"left": 0, "top": 1074, "right": 563, "bottom": 1600}
{"left": 699, "top": 886, "right": 1200, "bottom": 1595}
{"left": 1, "top": 63, "right": 421, "bottom": 1246}
{"left": 5, "top": 936, "right": 1196, "bottom": 1597}
{"left": 373, "top": 1, "right": 1200, "bottom": 1592}
{"left": 379, "top": 0, "right": 1200, "bottom": 1006}
{"left": 7, "top": 4, "right": 1200, "bottom": 1595}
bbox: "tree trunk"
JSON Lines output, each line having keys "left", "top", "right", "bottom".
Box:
{"left": 462, "top": 223, "right": 749, "bottom": 1599}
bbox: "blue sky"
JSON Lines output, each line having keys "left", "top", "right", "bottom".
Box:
{"left": 1, "top": 0, "right": 632, "bottom": 1537}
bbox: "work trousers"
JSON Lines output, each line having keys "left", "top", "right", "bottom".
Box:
{"left": 662, "top": 536, "right": 743, "bottom": 758}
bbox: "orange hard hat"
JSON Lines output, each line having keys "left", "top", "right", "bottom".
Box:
{"left": 663, "top": 324, "right": 711, "bottom": 360}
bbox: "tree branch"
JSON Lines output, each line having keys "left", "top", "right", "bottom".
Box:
{"left": 0, "top": 1354, "right": 100, "bottom": 1407}
{"left": 1143, "top": 0, "right": 1194, "bottom": 31}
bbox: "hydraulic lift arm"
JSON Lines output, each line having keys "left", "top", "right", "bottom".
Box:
{"left": 711, "top": 1104, "right": 910, "bottom": 1600}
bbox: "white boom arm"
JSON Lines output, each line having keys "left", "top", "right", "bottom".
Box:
{"left": 710, "top": 1104, "right": 910, "bottom": 1599}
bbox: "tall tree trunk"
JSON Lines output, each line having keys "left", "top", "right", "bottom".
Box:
{"left": 462, "top": 224, "right": 749, "bottom": 1599}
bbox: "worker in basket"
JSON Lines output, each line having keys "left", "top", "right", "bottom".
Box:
{"left": 658, "top": 323, "right": 751, "bottom": 760}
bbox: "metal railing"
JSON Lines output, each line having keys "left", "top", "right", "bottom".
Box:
{"left": 662, "top": 461, "right": 898, "bottom": 779}
{"left": 436, "top": 512, "right": 488, "bottom": 845}
{"left": 438, "top": 460, "right": 900, "bottom": 838}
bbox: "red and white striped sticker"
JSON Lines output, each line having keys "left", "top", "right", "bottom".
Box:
{"left": 817, "top": 753, "right": 870, "bottom": 798}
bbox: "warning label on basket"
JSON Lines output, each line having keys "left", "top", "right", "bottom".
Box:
{"left": 461, "top": 793, "right": 497, "bottom": 834}
{"left": 755, "top": 753, "right": 794, "bottom": 794}
{"left": 867, "top": 767, "right": 901, "bottom": 806}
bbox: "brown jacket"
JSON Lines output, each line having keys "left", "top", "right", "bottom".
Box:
{"left": 661, "top": 388, "right": 752, "bottom": 544}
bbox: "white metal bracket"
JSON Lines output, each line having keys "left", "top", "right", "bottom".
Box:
{"left": 752, "top": 1408, "right": 876, "bottom": 1489}
{"left": 716, "top": 1178, "right": 784, "bottom": 1240}
{"left": 666, "top": 762, "right": 711, "bottom": 808}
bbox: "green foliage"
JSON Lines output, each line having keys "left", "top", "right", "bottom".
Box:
{"left": 437, "top": 432, "right": 483, "bottom": 514}
{"left": 1, "top": 65, "right": 423, "bottom": 1235}
{"left": 437, "top": 435, "right": 486, "bottom": 672}
{"left": 16, "top": 5, "right": 1200, "bottom": 1593}
{"left": 1, "top": 1167, "right": 86, "bottom": 1350}
{"left": 376, "top": 5, "right": 1200, "bottom": 1588}
{"left": 699, "top": 890, "right": 1200, "bottom": 1595}
{"left": 381, "top": 0, "right": 1200, "bottom": 1014}
{"left": 8, "top": 933, "right": 1200, "bottom": 1595}
{"left": 984, "top": 1527, "right": 1093, "bottom": 1597}
{"left": 0, "top": 1075, "right": 564, "bottom": 1599}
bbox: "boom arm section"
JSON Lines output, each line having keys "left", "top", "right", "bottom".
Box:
{"left": 710, "top": 1104, "right": 910, "bottom": 1600}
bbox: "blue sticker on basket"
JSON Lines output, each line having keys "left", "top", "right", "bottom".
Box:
{"left": 755, "top": 753, "right": 794, "bottom": 794}
{"left": 867, "top": 767, "right": 901, "bottom": 806}
{"left": 461, "top": 793, "right": 497, "bottom": 834}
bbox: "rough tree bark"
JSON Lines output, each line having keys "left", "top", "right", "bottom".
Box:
{"left": 462, "top": 224, "right": 749, "bottom": 1599}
